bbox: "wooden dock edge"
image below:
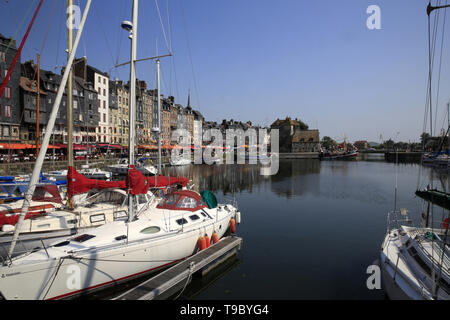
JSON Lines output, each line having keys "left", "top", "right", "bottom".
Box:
{"left": 112, "top": 236, "right": 243, "bottom": 300}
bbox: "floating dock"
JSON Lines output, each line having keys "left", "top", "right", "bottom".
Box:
{"left": 112, "top": 236, "right": 243, "bottom": 300}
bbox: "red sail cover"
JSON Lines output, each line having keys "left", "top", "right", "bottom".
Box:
{"left": 68, "top": 166, "right": 126, "bottom": 196}
{"left": 68, "top": 166, "right": 190, "bottom": 196}
{"left": 126, "top": 167, "right": 190, "bottom": 195}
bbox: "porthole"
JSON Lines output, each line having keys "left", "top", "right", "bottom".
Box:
{"left": 140, "top": 226, "right": 161, "bottom": 234}
{"left": 189, "top": 215, "right": 200, "bottom": 221}
{"left": 176, "top": 218, "right": 188, "bottom": 226}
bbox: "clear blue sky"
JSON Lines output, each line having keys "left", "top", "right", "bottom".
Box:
{"left": 1, "top": 0, "right": 449, "bottom": 143}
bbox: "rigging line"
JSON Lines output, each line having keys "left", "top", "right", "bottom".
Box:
{"left": 92, "top": 4, "right": 116, "bottom": 72}
{"left": 179, "top": 0, "right": 201, "bottom": 110}
{"left": 423, "top": 1, "right": 440, "bottom": 142}
{"left": 77, "top": 0, "right": 87, "bottom": 60}
{"left": 433, "top": 1, "right": 448, "bottom": 135}
{"left": 55, "top": 0, "right": 64, "bottom": 70}
{"left": 114, "top": 0, "right": 127, "bottom": 80}
{"left": 154, "top": 0, "right": 171, "bottom": 54}
{"left": 167, "top": 0, "right": 173, "bottom": 95}
{"left": 42, "top": 257, "right": 66, "bottom": 300}
{"left": 39, "top": 0, "right": 59, "bottom": 56}
{"left": 0, "top": 0, "right": 44, "bottom": 98}
{"left": 2, "top": 0, "right": 38, "bottom": 58}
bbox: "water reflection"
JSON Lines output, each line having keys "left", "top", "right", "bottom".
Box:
{"left": 101, "top": 158, "right": 447, "bottom": 300}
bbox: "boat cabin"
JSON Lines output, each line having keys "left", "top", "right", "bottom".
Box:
{"left": 156, "top": 190, "right": 207, "bottom": 212}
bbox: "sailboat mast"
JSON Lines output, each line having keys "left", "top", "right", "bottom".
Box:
{"left": 8, "top": 0, "right": 92, "bottom": 258}
{"left": 128, "top": 0, "right": 139, "bottom": 222}
{"left": 36, "top": 53, "right": 40, "bottom": 157}
{"left": 157, "top": 58, "right": 162, "bottom": 174}
{"left": 67, "top": 0, "right": 74, "bottom": 169}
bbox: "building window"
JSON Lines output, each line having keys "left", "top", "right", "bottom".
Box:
{"left": 103, "top": 89, "right": 106, "bottom": 96}
{"left": 4, "top": 87, "right": 11, "bottom": 99}
{"left": 103, "top": 100, "right": 106, "bottom": 108}
{"left": 98, "top": 76, "right": 101, "bottom": 83}
{"left": 0, "top": 52, "right": 5, "bottom": 62}
{"left": 5, "top": 105, "right": 11, "bottom": 118}
{"left": 73, "top": 100, "right": 78, "bottom": 109}
{"left": 103, "top": 78, "right": 106, "bottom": 85}
{"left": 103, "top": 113, "right": 106, "bottom": 123}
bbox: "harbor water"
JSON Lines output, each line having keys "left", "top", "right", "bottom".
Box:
{"left": 87, "top": 155, "right": 448, "bottom": 300}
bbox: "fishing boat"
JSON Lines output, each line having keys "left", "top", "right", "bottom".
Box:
{"left": 319, "top": 141, "right": 358, "bottom": 160}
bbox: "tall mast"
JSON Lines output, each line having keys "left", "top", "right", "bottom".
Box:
{"left": 67, "top": 0, "right": 74, "bottom": 169}
{"left": 36, "top": 53, "right": 40, "bottom": 157}
{"left": 8, "top": 0, "right": 92, "bottom": 258}
{"left": 157, "top": 58, "right": 162, "bottom": 174}
{"left": 128, "top": 0, "right": 138, "bottom": 222}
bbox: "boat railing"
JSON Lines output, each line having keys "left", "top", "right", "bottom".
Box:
{"left": 386, "top": 210, "right": 413, "bottom": 233}
{"left": 222, "top": 196, "right": 239, "bottom": 210}
{"left": 0, "top": 238, "right": 39, "bottom": 266}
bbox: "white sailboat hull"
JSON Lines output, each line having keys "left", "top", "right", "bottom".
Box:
{"left": 0, "top": 214, "right": 232, "bottom": 300}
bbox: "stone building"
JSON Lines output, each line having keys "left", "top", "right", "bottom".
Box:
{"left": 0, "top": 34, "right": 21, "bottom": 143}
{"left": 21, "top": 61, "right": 99, "bottom": 145}
{"left": 73, "top": 57, "right": 109, "bottom": 143}
{"left": 271, "top": 117, "right": 319, "bottom": 153}
{"left": 292, "top": 130, "right": 320, "bottom": 152}
{"left": 18, "top": 76, "right": 47, "bottom": 143}
{"left": 354, "top": 140, "right": 368, "bottom": 150}
{"left": 161, "top": 97, "right": 172, "bottom": 146}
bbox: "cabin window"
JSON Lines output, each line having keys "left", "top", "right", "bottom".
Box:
{"left": 66, "top": 219, "right": 78, "bottom": 225}
{"left": 189, "top": 214, "right": 200, "bottom": 221}
{"left": 200, "top": 211, "right": 206, "bottom": 217}
{"left": 176, "top": 197, "right": 197, "bottom": 209}
{"left": 161, "top": 194, "right": 178, "bottom": 206}
{"left": 54, "top": 241, "right": 70, "bottom": 247}
{"left": 138, "top": 194, "right": 147, "bottom": 204}
{"left": 176, "top": 218, "right": 188, "bottom": 226}
{"left": 90, "top": 214, "right": 105, "bottom": 223}
{"left": 114, "top": 210, "right": 128, "bottom": 221}
{"left": 140, "top": 226, "right": 161, "bottom": 234}
{"left": 73, "top": 234, "right": 96, "bottom": 243}
{"left": 115, "top": 235, "right": 127, "bottom": 241}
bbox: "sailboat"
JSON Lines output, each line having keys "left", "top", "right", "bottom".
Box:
{"left": 0, "top": 0, "right": 240, "bottom": 300}
{"left": 379, "top": 2, "right": 450, "bottom": 300}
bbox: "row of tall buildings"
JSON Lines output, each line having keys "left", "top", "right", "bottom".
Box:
{"left": 0, "top": 34, "right": 205, "bottom": 149}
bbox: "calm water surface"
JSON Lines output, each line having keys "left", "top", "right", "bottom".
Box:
{"left": 162, "top": 156, "right": 448, "bottom": 300}
{"left": 90, "top": 156, "right": 448, "bottom": 300}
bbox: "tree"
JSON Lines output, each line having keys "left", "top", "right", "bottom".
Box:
{"left": 321, "top": 136, "right": 337, "bottom": 150}
{"left": 384, "top": 139, "right": 395, "bottom": 151}
{"left": 295, "top": 118, "right": 309, "bottom": 130}
{"left": 420, "top": 132, "right": 430, "bottom": 146}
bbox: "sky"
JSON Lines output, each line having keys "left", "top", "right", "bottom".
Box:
{"left": 0, "top": 0, "right": 449, "bottom": 143}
